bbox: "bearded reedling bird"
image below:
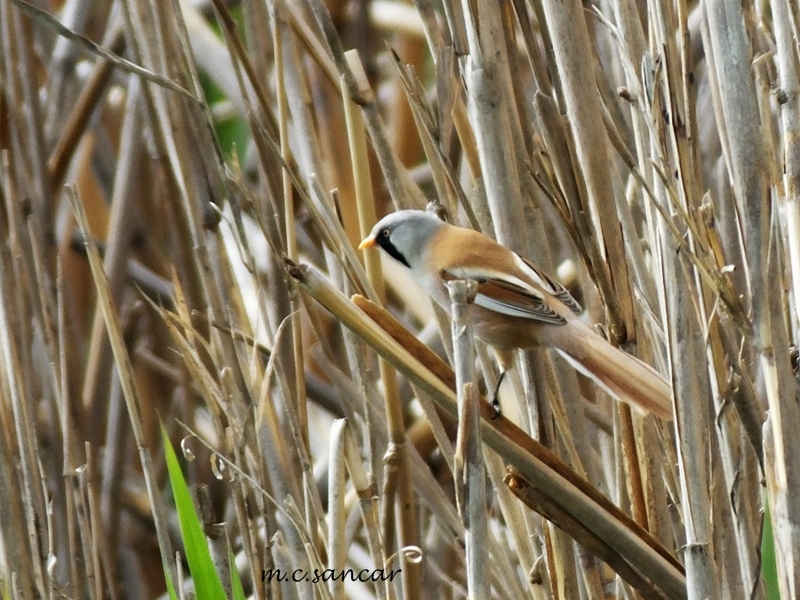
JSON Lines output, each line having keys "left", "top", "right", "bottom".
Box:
{"left": 359, "top": 210, "right": 673, "bottom": 420}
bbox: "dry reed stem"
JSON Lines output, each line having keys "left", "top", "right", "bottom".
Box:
{"left": 448, "top": 280, "right": 488, "bottom": 599}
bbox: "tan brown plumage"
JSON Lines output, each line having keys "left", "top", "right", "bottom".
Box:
{"left": 360, "top": 210, "right": 673, "bottom": 420}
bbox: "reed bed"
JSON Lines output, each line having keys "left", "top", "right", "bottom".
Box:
{"left": 1, "top": 0, "right": 798, "bottom": 598}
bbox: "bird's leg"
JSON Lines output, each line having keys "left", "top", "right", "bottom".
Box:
{"left": 490, "top": 371, "right": 506, "bottom": 419}
{"left": 489, "top": 349, "right": 514, "bottom": 419}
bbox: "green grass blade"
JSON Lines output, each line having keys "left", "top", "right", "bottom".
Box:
{"left": 228, "top": 539, "right": 246, "bottom": 600}
{"left": 161, "top": 423, "right": 227, "bottom": 600}
{"left": 762, "top": 504, "right": 780, "bottom": 599}
{"left": 165, "top": 572, "right": 179, "bottom": 600}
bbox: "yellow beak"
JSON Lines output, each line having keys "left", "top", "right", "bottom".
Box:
{"left": 358, "top": 236, "right": 376, "bottom": 250}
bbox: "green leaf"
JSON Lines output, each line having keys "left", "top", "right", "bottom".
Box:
{"left": 761, "top": 504, "right": 781, "bottom": 600}
{"left": 161, "top": 424, "right": 227, "bottom": 600}
{"left": 228, "top": 538, "right": 246, "bottom": 600}
{"left": 165, "top": 572, "right": 179, "bottom": 600}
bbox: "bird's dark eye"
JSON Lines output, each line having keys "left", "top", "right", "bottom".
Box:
{"left": 375, "top": 226, "right": 410, "bottom": 267}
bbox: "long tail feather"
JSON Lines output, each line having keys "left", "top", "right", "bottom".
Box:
{"left": 556, "top": 331, "right": 673, "bottom": 420}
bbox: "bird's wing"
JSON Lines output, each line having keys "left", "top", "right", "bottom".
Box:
{"left": 516, "top": 256, "right": 582, "bottom": 315}
{"left": 440, "top": 268, "right": 567, "bottom": 325}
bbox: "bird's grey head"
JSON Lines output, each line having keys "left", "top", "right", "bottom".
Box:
{"left": 362, "top": 210, "right": 445, "bottom": 269}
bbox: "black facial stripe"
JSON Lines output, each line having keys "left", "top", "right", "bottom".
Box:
{"left": 376, "top": 231, "right": 410, "bottom": 268}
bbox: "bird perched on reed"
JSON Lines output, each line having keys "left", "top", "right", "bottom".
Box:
{"left": 359, "top": 210, "right": 673, "bottom": 420}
